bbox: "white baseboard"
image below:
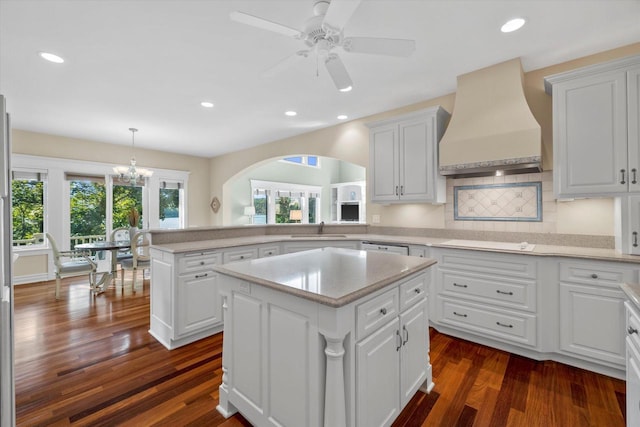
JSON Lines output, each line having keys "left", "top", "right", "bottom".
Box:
{"left": 13, "top": 273, "right": 50, "bottom": 285}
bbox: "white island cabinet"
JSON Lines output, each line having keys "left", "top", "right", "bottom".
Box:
{"left": 214, "top": 247, "right": 436, "bottom": 427}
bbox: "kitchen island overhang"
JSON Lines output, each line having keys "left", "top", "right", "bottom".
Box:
{"left": 214, "top": 247, "right": 436, "bottom": 427}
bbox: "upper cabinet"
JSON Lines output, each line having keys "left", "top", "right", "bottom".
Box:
{"left": 545, "top": 55, "right": 640, "bottom": 198}
{"left": 367, "top": 106, "right": 449, "bottom": 204}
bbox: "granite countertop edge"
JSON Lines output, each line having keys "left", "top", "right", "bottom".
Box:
{"left": 149, "top": 233, "right": 640, "bottom": 264}
{"left": 621, "top": 283, "right": 640, "bottom": 311}
{"left": 213, "top": 257, "right": 437, "bottom": 308}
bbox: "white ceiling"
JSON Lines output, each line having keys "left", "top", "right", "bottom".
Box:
{"left": 1, "top": 0, "right": 639, "bottom": 158}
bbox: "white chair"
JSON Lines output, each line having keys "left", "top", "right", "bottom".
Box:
{"left": 36, "top": 233, "right": 97, "bottom": 299}
{"left": 110, "top": 227, "right": 133, "bottom": 274}
{"left": 120, "top": 231, "right": 150, "bottom": 291}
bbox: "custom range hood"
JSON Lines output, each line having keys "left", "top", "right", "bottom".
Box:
{"left": 439, "top": 58, "right": 541, "bottom": 177}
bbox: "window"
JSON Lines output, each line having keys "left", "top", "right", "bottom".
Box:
{"left": 67, "top": 174, "right": 106, "bottom": 248}
{"left": 158, "top": 180, "right": 183, "bottom": 229}
{"left": 281, "top": 155, "right": 319, "bottom": 168}
{"left": 250, "top": 180, "right": 321, "bottom": 224}
{"left": 12, "top": 171, "right": 46, "bottom": 246}
{"left": 113, "top": 182, "right": 143, "bottom": 229}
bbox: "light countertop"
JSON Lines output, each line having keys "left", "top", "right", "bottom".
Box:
{"left": 150, "top": 233, "right": 640, "bottom": 264}
{"left": 213, "top": 247, "right": 436, "bottom": 307}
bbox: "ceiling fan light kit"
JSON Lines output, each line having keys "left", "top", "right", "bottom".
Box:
{"left": 230, "top": 0, "right": 416, "bottom": 91}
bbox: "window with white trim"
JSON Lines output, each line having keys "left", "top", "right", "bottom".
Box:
{"left": 12, "top": 170, "right": 47, "bottom": 247}
{"left": 250, "top": 180, "right": 321, "bottom": 224}
{"left": 158, "top": 180, "right": 184, "bottom": 229}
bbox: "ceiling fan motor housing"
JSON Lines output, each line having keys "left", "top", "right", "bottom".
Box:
{"left": 304, "top": 13, "right": 340, "bottom": 49}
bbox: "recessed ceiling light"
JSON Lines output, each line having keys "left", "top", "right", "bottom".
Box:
{"left": 200, "top": 101, "right": 214, "bottom": 108}
{"left": 39, "top": 51, "right": 64, "bottom": 63}
{"left": 337, "top": 115, "right": 348, "bottom": 120}
{"left": 339, "top": 86, "right": 353, "bottom": 93}
{"left": 285, "top": 111, "right": 297, "bottom": 117}
{"left": 501, "top": 18, "right": 526, "bottom": 33}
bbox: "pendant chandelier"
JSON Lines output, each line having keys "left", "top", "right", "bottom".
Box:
{"left": 113, "top": 127, "right": 153, "bottom": 185}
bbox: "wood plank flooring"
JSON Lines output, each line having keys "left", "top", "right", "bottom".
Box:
{"left": 13, "top": 277, "right": 627, "bottom": 426}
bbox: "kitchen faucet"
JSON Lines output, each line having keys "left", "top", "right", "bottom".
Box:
{"left": 319, "top": 221, "right": 324, "bottom": 234}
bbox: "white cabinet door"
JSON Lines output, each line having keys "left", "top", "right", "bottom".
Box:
{"left": 370, "top": 124, "right": 399, "bottom": 202}
{"left": 553, "top": 69, "right": 628, "bottom": 197}
{"left": 628, "top": 65, "right": 640, "bottom": 193}
{"left": 559, "top": 282, "right": 626, "bottom": 366}
{"left": 399, "top": 117, "right": 433, "bottom": 201}
{"left": 356, "top": 318, "right": 400, "bottom": 427}
{"left": 627, "top": 340, "right": 640, "bottom": 427}
{"left": 176, "top": 271, "right": 220, "bottom": 338}
{"left": 399, "top": 301, "right": 428, "bottom": 408}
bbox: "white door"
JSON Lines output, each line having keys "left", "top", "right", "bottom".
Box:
{"left": 399, "top": 301, "right": 429, "bottom": 407}
{"left": 370, "top": 124, "right": 399, "bottom": 202}
{"left": 176, "top": 271, "right": 220, "bottom": 337}
{"left": 356, "top": 318, "right": 400, "bottom": 427}
{"left": 553, "top": 69, "right": 628, "bottom": 197}
{"left": 628, "top": 66, "right": 640, "bottom": 192}
{"left": 399, "top": 117, "right": 432, "bottom": 202}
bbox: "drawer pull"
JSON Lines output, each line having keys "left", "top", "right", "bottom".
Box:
{"left": 195, "top": 273, "right": 208, "bottom": 279}
{"left": 378, "top": 246, "right": 387, "bottom": 250}
{"left": 621, "top": 169, "right": 627, "bottom": 185}
{"left": 402, "top": 325, "right": 409, "bottom": 345}
{"left": 496, "top": 321, "right": 513, "bottom": 328}
{"left": 628, "top": 326, "right": 638, "bottom": 335}
{"left": 453, "top": 311, "right": 467, "bottom": 318}
{"left": 414, "top": 288, "right": 421, "bottom": 294}
{"left": 200, "top": 261, "right": 205, "bottom": 265}
{"left": 634, "top": 232, "right": 638, "bottom": 248}
{"left": 240, "top": 255, "right": 245, "bottom": 259}
{"left": 496, "top": 290, "right": 514, "bottom": 296}
{"left": 380, "top": 308, "right": 387, "bottom": 316}
{"left": 633, "top": 168, "right": 638, "bottom": 185}
{"left": 453, "top": 283, "right": 468, "bottom": 288}
{"left": 591, "top": 273, "right": 598, "bottom": 279}
{"left": 396, "top": 330, "right": 402, "bottom": 351}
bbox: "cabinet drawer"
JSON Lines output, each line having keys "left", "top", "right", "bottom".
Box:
{"left": 178, "top": 251, "right": 221, "bottom": 274}
{"left": 223, "top": 248, "right": 258, "bottom": 263}
{"left": 441, "top": 271, "right": 535, "bottom": 312}
{"left": 560, "top": 261, "right": 638, "bottom": 288}
{"left": 259, "top": 246, "right": 280, "bottom": 258}
{"left": 399, "top": 274, "right": 427, "bottom": 311}
{"left": 438, "top": 297, "right": 536, "bottom": 347}
{"left": 439, "top": 249, "right": 537, "bottom": 280}
{"left": 357, "top": 288, "right": 399, "bottom": 341}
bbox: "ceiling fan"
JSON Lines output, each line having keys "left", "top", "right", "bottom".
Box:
{"left": 230, "top": 0, "right": 416, "bottom": 92}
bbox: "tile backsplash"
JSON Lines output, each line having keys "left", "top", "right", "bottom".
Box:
{"left": 445, "top": 171, "right": 555, "bottom": 233}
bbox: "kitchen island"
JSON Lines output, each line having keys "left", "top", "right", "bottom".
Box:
{"left": 213, "top": 247, "right": 436, "bottom": 427}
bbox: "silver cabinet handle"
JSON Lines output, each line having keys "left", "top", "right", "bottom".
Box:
{"left": 195, "top": 273, "right": 208, "bottom": 279}
{"left": 378, "top": 246, "right": 388, "bottom": 250}
{"left": 379, "top": 308, "right": 387, "bottom": 315}
{"left": 496, "top": 290, "right": 514, "bottom": 295}
{"left": 496, "top": 321, "right": 513, "bottom": 328}
{"left": 591, "top": 273, "right": 598, "bottom": 279}
{"left": 453, "top": 311, "right": 467, "bottom": 318}
{"left": 395, "top": 185, "right": 399, "bottom": 196}
{"left": 621, "top": 169, "right": 627, "bottom": 185}
{"left": 396, "top": 330, "right": 402, "bottom": 351}
{"left": 629, "top": 326, "right": 638, "bottom": 335}
{"left": 634, "top": 231, "right": 638, "bottom": 248}
{"left": 633, "top": 168, "right": 638, "bottom": 184}
{"left": 414, "top": 288, "right": 421, "bottom": 294}
{"left": 400, "top": 185, "right": 404, "bottom": 195}
{"left": 240, "top": 255, "right": 245, "bottom": 259}
{"left": 402, "top": 325, "right": 409, "bottom": 345}
{"left": 200, "top": 261, "right": 205, "bottom": 265}
{"left": 453, "top": 283, "right": 468, "bottom": 288}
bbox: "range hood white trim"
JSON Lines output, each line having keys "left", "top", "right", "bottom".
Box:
{"left": 439, "top": 58, "right": 542, "bottom": 176}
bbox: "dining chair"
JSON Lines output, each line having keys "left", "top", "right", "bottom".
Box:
{"left": 110, "top": 227, "right": 133, "bottom": 273}
{"left": 120, "top": 230, "right": 150, "bottom": 292}
{"left": 36, "top": 233, "right": 97, "bottom": 299}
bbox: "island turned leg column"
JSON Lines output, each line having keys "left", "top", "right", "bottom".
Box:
{"left": 323, "top": 333, "right": 347, "bottom": 427}
{"left": 216, "top": 294, "right": 237, "bottom": 418}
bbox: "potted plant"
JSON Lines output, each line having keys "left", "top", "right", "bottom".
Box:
{"left": 128, "top": 207, "right": 140, "bottom": 239}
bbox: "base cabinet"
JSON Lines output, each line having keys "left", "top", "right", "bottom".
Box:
{"left": 626, "top": 300, "right": 640, "bottom": 427}
{"left": 176, "top": 270, "right": 220, "bottom": 337}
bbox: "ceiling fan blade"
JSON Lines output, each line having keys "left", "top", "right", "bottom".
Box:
{"left": 263, "top": 50, "right": 310, "bottom": 78}
{"left": 343, "top": 37, "right": 416, "bottom": 57}
{"left": 322, "top": 0, "right": 363, "bottom": 35}
{"left": 230, "top": 11, "right": 303, "bottom": 39}
{"left": 324, "top": 54, "right": 353, "bottom": 92}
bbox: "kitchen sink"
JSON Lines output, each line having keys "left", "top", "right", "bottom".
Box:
{"left": 290, "top": 234, "right": 348, "bottom": 238}
{"left": 440, "top": 239, "right": 535, "bottom": 252}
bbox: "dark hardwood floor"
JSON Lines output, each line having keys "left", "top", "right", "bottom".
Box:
{"left": 13, "top": 277, "right": 626, "bottom": 426}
